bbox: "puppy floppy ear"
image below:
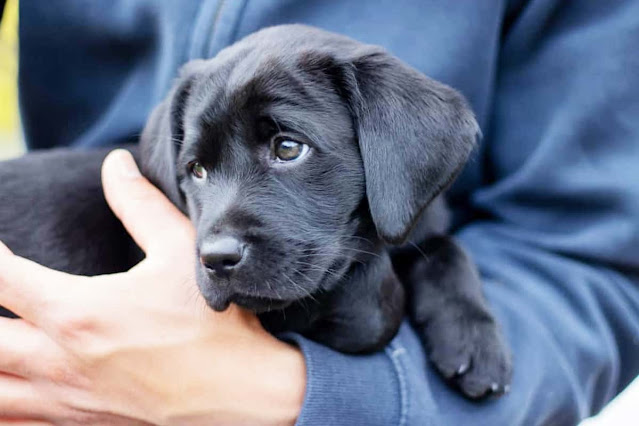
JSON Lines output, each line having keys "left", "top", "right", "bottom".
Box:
{"left": 346, "top": 49, "right": 480, "bottom": 244}
{"left": 140, "top": 63, "right": 203, "bottom": 211}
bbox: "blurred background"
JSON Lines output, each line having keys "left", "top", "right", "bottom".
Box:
{"left": 0, "top": 0, "right": 21, "bottom": 158}
{"left": 0, "top": 0, "right": 636, "bottom": 423}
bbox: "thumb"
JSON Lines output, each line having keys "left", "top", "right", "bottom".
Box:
{"left": 0, "top": 241, "right": 12, "bottom": 256}
{"left": 101, "top": 149, "right": 194, "bottom": 255}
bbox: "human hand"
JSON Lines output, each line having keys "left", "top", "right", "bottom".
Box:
{"left": 0, "top": 149, "right": 305, "bottom": 425}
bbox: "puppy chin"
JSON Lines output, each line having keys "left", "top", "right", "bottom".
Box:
{"left": 195, "top": 267, "right": 295, "bottom": 314}
{"left": 230, "top": 294, "right": 292, "bottom": 313}
{"left": 196, "top": 274, "right": 233, "bottom": 312}
{"left": 201, "top": 287, "right": 291, "bottom": 313}
{"left": 204, "top": 293, "right": 232, "bottom": 312}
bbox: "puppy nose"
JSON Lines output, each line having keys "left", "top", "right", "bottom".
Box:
{"left": 200, "top": 237, "right": 245, "bottom": 275}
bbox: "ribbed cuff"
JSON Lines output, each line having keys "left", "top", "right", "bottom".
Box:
{"left": 281, "top": 333, "right": 404, "bottom": 426}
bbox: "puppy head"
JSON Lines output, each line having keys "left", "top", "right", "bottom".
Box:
{"left": 140, "top": 25, "right": 479, "bottom": 312}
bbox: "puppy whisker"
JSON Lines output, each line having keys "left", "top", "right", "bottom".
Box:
{"left": 409, "top": 241, "right": 431, "bottom": 262}
{"left": 293, "top": 260, "right": 342, "bottom": 279}
{"left": 283, "top": 271, "right": 318, "bottom": 303}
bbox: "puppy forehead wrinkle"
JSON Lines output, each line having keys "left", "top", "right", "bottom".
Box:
{"left": 182, "top": 30, "right": 362, "bottom": 134}
{"left": 182, "top": 114, "right": 203, "bottom": 148}
{"left": 226, "top": 51, "right": 265, "bottom": 89}
{"left": 271, "top": 111, "right": 329, "bottom": 148}
{"left": 261, "top": 75, "right": 353, "bottom": 144}
{"left": 230, "top": 63, "right": 313, "bottom": 109}
{"left": 192, "top": 81, "right": 230, "bottom": 124}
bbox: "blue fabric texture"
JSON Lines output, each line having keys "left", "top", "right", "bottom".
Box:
{"left": 17, "top": 1, "right": 639, "bottom": 424}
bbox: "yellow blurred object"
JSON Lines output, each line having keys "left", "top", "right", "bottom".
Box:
{"left": 0, "top": 0, "right": 22, "bottom": 159}
{"left": 0, "top": 0, "right": 17, "bottom": 46}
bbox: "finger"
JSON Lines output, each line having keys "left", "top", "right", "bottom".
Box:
{"left": 0, "top": 374, "right": 53, "bottom": 420}
{"left": 0, "top": 248, "right": 79, "bottom": 325}
{"left": 0, "top": 318, "right": 59, "bottom": 378}
{"left": 0, "top": 241, "right": 12, "bottom": 256}
{"left": 101, "top": 149, "right": 194, "bottom": 256}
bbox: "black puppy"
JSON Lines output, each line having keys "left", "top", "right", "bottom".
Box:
{"left": 0, "top": 25, "right": 511, "bottom": 398}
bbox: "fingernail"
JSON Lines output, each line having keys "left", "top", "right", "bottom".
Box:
{"left": 112, "top": 149, "right": 141, "bottom": 179}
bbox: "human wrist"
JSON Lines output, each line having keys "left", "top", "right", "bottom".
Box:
{"left": 247, "top": 337, "right": 306, "bottom": 425}
{"left": 158, "top": 328, "right": 306, "bottom": 426}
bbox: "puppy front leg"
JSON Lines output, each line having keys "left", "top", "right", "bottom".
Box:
{"left": 305, "top": 252, "right": 405, "bottom": 354}
{"left": 395, "top": 235, "right": 512, "bottom": 399}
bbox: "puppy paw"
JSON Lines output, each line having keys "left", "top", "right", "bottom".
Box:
{"left": 420, "top": 312, "right": 512, "bottom": 399}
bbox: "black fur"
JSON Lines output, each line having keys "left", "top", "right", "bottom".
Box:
{"left": 0, "top": 25, "right": 511, "bottom": 398}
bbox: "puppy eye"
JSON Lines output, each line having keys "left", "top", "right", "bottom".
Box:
{"left": 273, "top": 139, "right": 310, "bottom": 163}
{"left": 188, "top": 161, "right": 207, "bottom": 180}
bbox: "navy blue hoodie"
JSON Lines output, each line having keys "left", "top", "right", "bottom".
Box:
{"left": 11, "top": 1, "right": 639, "bottom": 424}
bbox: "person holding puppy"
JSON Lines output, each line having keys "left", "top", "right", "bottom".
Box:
{"left": 1, "top": 1, "right": 638, "bottom": 425}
